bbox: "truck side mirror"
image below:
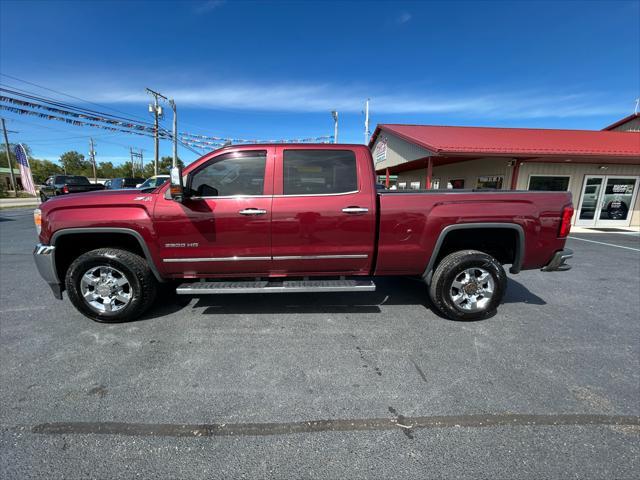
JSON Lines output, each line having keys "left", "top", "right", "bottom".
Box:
{"left": 169, "top": 166, "right": 184, "bottom": 202}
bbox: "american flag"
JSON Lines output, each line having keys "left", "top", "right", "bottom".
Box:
{"left": 15, "top": 144, "right": 36, "bottom": 196}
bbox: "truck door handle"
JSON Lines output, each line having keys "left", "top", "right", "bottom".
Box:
{"left": 342, "top": 207, "right": 369, "bottom": 214}
{"left": 238, "top": 208, "right": 267, "bottom": 216}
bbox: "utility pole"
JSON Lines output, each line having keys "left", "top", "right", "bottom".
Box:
{"left": 364, "top": 99, "right": 370, "bottom": 145}
{"left": 146, "top": 88, "right": 167, "bottom": 176}
{"left": 130, "top": 148, "right": 144, "bottom": 177}
{"left": 169, "top": 99, "right": 178, "bottom": 168}
{"left": 1, "top": 118, "right": 17, "bottom": 196}
{"left": 331, "top": 110, "right": 339, "bottom": 144}
{"left": 89, "top": 138, "right": 97, "bottom": 183}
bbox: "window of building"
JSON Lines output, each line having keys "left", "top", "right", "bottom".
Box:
{"left": 430, "top": 178, "right": 440, "bottom": 189}
{"left": 528, "top": 175, "right": 570, "bottom": 191}
{"left": 283, "top": 150, "right": 357, "bottom": 195}
{"left": 476, "top": 175, "right": 503, "bottom": 189}
{"left": 410, "top": 181, "right": 421, "bottom": 190}
{"left": 190, "top": 151, "right": 266, "bottom": 196}
{"left": 398, "top": 182, "right": 407, "bottom": 190}
{"left": 448, "top": 179, "right": 465, "bottom": 189}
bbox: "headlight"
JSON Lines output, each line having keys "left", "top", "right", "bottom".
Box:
{"left": 33, "top": 208, "right": 42, "bottom": 234}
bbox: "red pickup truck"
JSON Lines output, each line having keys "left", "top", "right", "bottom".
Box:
{"left": 33, "top": 144, "right": 573, "bottom": 323}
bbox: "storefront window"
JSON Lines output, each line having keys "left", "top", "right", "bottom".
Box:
{"left": 448, "top": 179, "right": 465, "bottom": 189}
{"left": 598, "top": 178, "right": 637, "bottom": 221}
{"left": 476, "top": 176, "right": 503, "bottom": 189}
{"left": 528, "top": 176, "right": 570, "bottom": 191}
{"left": 410, "top": 181, "right": 421, "bottom": 190}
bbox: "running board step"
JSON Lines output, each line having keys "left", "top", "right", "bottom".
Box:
{"left": 176, "top": 279, "right": 376, "bottom": 295}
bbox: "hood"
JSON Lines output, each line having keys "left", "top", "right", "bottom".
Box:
{"left": 39, "top": 189, "right": 159, "bottom": 213}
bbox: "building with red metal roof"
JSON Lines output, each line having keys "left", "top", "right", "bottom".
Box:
{"left": 369, "top": 116, "right": 640, "bottom": 228}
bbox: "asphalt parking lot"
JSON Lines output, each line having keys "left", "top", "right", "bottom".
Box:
{"left": 1, "top": 208, "right": 638, "bottom": 479}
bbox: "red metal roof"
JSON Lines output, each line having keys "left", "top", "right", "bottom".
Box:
{"left": 602, "top": 113, "right": 639, "bottom": 131}
{"left": 369, "top": 124, "right": 640, "bottom": 159}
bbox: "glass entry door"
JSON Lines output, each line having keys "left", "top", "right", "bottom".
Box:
{"left": 576, "top": 175, "right": 639, "bottom": 227}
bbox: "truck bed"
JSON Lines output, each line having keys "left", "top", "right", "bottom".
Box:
{"left": 375, "top": 189, "right": 572, "bottom": 276}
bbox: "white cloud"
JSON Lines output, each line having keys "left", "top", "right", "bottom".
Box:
{"left": 193, "top": 0, "right": 225, "bottom": 14}
{"left": 397, "top": 12, "right": 412, "bottom": 24}
{"left": 82, "top": 81, "right": 621, "bottom": 119}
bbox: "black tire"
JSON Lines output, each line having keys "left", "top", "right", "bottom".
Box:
{"left": 40, "top": 192, "right": 47, "bottom": 202}
{"left": 65, "top": 248, "right": 157, "bottom": 323}
{"left": 429, "top": 250, "right": 507, "bottom": 321}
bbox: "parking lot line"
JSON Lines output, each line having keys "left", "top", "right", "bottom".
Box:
{"left": 569, "top": 236, "right": 640, "bottom": 252}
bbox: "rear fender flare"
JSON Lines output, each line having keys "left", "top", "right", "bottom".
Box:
{"left": 421, "top": 222, "right": 525, "bottom": 284}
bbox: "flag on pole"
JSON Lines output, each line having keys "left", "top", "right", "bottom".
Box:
{"left": 15, "top": 144, "right": 37, "bottom": 196}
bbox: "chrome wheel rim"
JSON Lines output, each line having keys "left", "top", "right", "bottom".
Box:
{"left": 80, "top": 266, "right": 132, "bottom": 313}
{"left": 449, "top": 267, "right": 495, "bottom": 313}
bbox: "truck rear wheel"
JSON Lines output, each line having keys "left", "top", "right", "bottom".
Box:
{"left": 429, "top": 250, "right": 507, "bottom": 321}
{"left": 65, "top": 248, "right": 157, "bottom": 323}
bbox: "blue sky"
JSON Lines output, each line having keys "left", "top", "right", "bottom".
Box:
{"left": 1, "top": 0, "right": 638, "bottom": 165}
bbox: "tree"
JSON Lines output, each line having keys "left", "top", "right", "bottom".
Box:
{"left": 97, "top": 161, "right": 118, "bottom": 179}
{"left": 30, "top": 158, "right": 64, "bottom": 184}
{"left": 158, "top": 156, "right": 184, "bottom": 174}
{"left": 59, "top": 151, "right": 90, "bottom": 176}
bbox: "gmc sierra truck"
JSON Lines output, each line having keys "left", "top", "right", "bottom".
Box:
{"left": 33, "top": 144, "right": 573, "bottom": 323}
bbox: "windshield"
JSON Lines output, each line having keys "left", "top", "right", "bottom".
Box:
{"left": 122, "top": 178, "right": 145, "bottom": 187}
{"left": 139, "top": 177, "right": 169, "bottom": 189}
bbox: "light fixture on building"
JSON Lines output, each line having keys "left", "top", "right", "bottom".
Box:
{"left": 599, "top": 165, "right": 609, "bottom": 170}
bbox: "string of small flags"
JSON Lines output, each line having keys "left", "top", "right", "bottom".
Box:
{"left": 0, "top": 104, "right": 160, "bottom": 138}
{"left": 0, "top": 95, "right": 335, "bottom": 147}
{"left": 0, "top": 95, "right": 157, "bottom": 134}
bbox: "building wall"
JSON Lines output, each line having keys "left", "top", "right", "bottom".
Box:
{"left": 516, "top": 162, "right": 640, "bottom": 226}
{"left": 396, "top": 159, "right": 640, "bottom": 226}
{"left": 396, "top": 157, "right": 516, "bottom": 190}
{"left": 609, "top": 116, "right": 640, "bottom": 132}
{"left": 371, "top": 131, "right": 432, "bottom": 171}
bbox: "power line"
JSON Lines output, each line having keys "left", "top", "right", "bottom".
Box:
{"left": 0, "top": 93, "right": 159, "bottom": 135}
{"left": 0, "top": 73, "right": 152, "bottom": 124}
{"left": 0, "top": 85, "right": 157, "bottom": 128}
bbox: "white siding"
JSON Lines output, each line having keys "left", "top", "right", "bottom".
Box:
{"left": 397, "top": 157, "right": 516, "bottom": 190}
{"left": 610, "top": 116, "right": 640, "bottom": 132}
{"left": 397, "top": 159, "right": 640, "bottom": 226}
{"left": 517, "top": 162, "right": 640, "bottom": 226}
{"left": 371, "top": 131, "right": 432, "bottom": 171}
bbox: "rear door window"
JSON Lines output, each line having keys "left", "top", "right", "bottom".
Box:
{"left": 283, "top": 150, "right": 357, "bottom": 195}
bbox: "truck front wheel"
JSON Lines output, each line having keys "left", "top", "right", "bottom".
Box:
{"left": 429, "top": 250, "right": 507, "bottom": 321}
{"left": 65, "top": 248, "right": 157, "bottom": 323}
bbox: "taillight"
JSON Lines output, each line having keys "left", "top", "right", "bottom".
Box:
{"left": 559, "top": 206, "right": 573, "bottom": 238}
{"left": 62, "top": 185, "right": 69, "bottom": 194}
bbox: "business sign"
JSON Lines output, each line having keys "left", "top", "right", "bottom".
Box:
{"left": 612, "top": 184, "right": 634, "bottom": 194}
{"left": 373, "top": 136, "right": 387, "bottom": 163}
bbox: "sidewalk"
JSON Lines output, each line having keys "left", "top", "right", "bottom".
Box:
{"left": 571, "top": 225, "right": 640, "bottom": 234}
{"left": 0, "top": 197, "right": 41, "bottom": 209}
